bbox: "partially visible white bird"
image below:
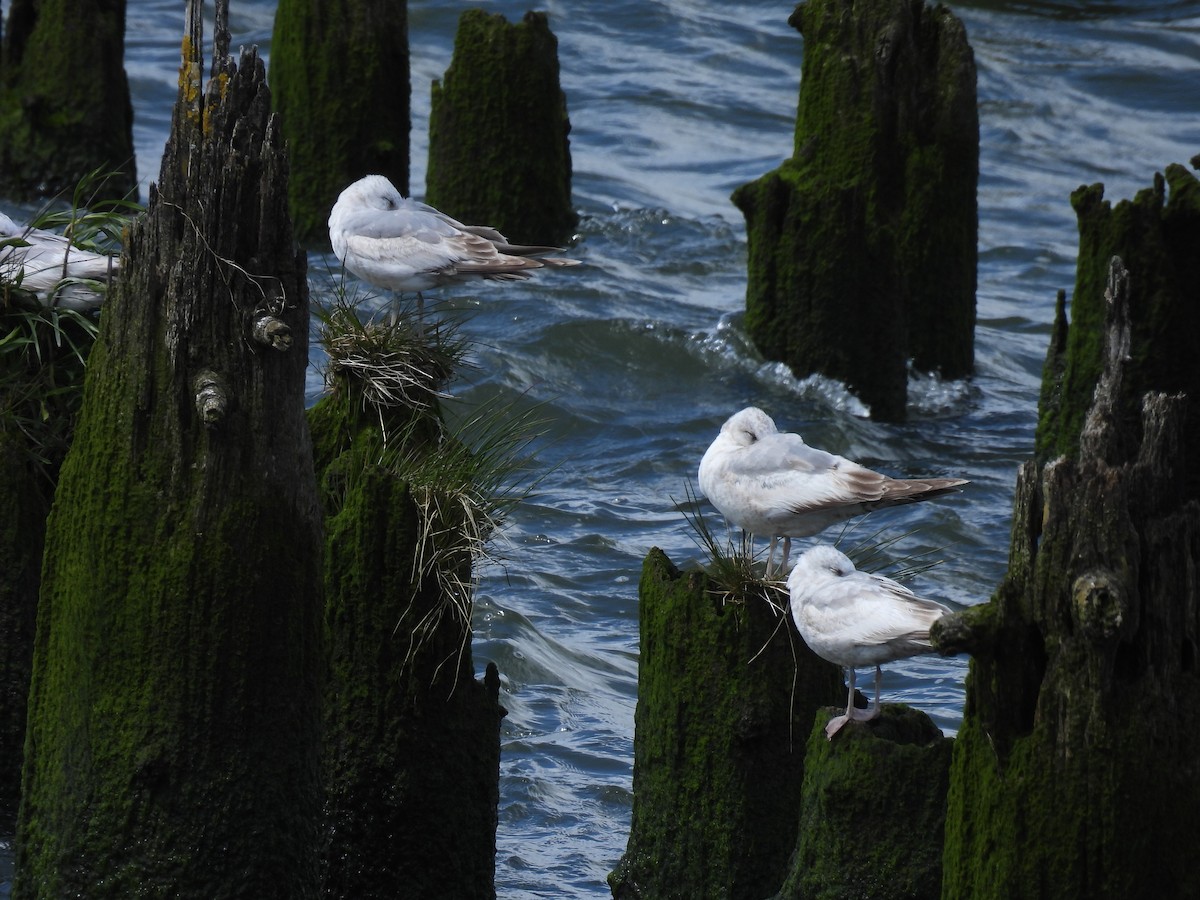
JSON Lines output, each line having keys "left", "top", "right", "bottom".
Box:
{"left": 0, "top": 211, "right": 119, "bottom": 312}
{"left": 327, "top": 174, "right": 579, "bottom": 321}
{"left": 788, "top": 544, "right": 951, "bottom": 739}
{"left": 697, "top": 407, "right": 968, "bottom": 574}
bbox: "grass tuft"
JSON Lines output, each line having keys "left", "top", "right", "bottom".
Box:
{"left": 315, "top": 281, "right": 548, "bottom": 690}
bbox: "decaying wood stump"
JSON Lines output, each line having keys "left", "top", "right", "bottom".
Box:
{"left": 15, "top": 1, "right": 323, "bottom": 894}
{"left": 774, "top": 707, "right": 951, "bottom": 900}
{"left": 733, "top": 0, "right": 977, "bottom": 421}
{"left": 609, "top": 549, "right": 843, "bottom": 900}
{"left": 937, "top": 256, "right": 1200, "bottom": 898}
{"left": 939, "top": 159, "right": 1200, "bottom": 898}
{"left": 309, "top": 388, "right": 504, "bottom": 899}
{"left": 0, "top": 439, "right": 48, "bottom": 833}
{"left": 0, "top": 0, "right": 136, "bottom": 199}
{"left": 271, "top": 0, "right": 410, "bottom": 243}
{"left": 426, "top": 9, "right": 577, "bottom": 246}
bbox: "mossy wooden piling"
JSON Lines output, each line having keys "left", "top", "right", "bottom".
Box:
{"left": 310, "top": 394, "right": 503, "bottom": 899}
{"left": 937, "top": 155, "right": 1200, "bottom": 896}
{"left": 774, "top": 707, "right": 951, "bottom": 900}
{"left": 427, "top": 9, "right": 577, "bottom": 246}
{"left": 0, "top": 0, "right": 136, "bottom": 199}
{"left": 732, "top": 0, "right": 977, "bottom": 421}
{"left": 271, "top": 0, "right": 410, "bottom": 243}
{"left": 609, "top": 549, "right": 843, "bottom": 899}
{"left": 0, "top": 441, "right": 48, "bottom": 833}
{"left": 14, "top": 1, "right": 323, "bottom": 893}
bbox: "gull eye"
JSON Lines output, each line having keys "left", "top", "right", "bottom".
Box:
{"left": 743, "top": 430, "right": 757, "bottom": 443}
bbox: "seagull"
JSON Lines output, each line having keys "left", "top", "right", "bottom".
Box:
{"left": 0, "top": 211, "right": 119, "bottom": 312}
{"left": 787, "top": 544, "right": 951, "bottom": 739}
{"left": 327, "top": 175, "right": 579, "bottom": 323}
{"left": 697, "top": 407, "right": 967, "bottom": 574}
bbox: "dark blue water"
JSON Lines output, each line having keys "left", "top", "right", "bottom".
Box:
{"left": 3, "top": 1, "right": 1199, "bottom": 896}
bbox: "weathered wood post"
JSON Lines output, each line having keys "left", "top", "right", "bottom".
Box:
{"left": 271, "top": 0, "right": 410, "bottom": 243}
{"left": 14, "top": 0, "right": 323, "bottom": 894}
{"left": 0, "top": 443, "right": 48, "bottom": 833}
{"left": 732, "top": 0, "right": 977, "bottom": 421}
{"left": 609, "top": 549, "right": 843, "bottom": 899}
{"left": 773, "top": 708, "right": 951, "bottom": 900}
{"left": 936, "top": 160, "right": 1200, "bottom": 898}
{"left": 308, "top": 327, "right": 503, "bottom": 897}
{"left": 426, "top": 9, "right": 577, "bottom": 245}
{"left": 0, "top": 0, "right": 136, "bottom": 198}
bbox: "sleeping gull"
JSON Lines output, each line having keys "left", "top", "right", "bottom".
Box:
{"left": 327, "top": 174, "right": 579, "bottom": 323}
{"left": 697, "top": 407, "right": 967, "bottom": 574}
{"left": 787, "top": 544, "right": 951, "bottom": 739}
{"left": 0, "top": 211, "right": 119, "bottom": 312}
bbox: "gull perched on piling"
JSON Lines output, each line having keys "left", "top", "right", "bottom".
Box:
{"left": 697, "top": 407, "right": 968, "bottom": 575}
{"left": 787, "top": 544, "right": 951, "bottom": 739}
{"left": 327, "top": 174, "right": 579, "bottom": 322}
{"left": 0, "top": 211, "right": 120, "bottom": 312}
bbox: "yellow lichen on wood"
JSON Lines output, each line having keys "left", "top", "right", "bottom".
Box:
{"left": 178, "top": 35, "right": 203, "bottom": 126}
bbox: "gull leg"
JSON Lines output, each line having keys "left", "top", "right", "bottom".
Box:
{"left": 765, "top": 536, "right": 778, "bottom": 577}
{"left": 825, "top": 666, "right": 857, "bottom": 739}
{"left": 779, "top": 536, "right": 792, "bottom": 573}
{"left": 864, "top": 665, "right": 883, "bottom": 721}
{"left": 414, "top": 292, "right": 426, "bottom": 338}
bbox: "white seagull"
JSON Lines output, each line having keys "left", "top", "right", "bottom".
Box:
{"left": 697, "top": 407, "right": 967, "bottom": 574}
{"left": 788, "top": 544, "right": 951, "bottom": 739}
{"left": 0, "top": 211, "right": 119, "bottom": 312}
{"left": 327, "top": 174, "right": 579, "bottom": 321}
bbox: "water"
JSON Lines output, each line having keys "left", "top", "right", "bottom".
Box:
{"left": 3, "top": 0, "right": 1199, "bottom": 896}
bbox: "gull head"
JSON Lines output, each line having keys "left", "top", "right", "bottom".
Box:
{"left": 0, "top": 212, "right": 22, "bottom": 237}
{"left": 719, "top": 406, "right": 779, "bottom": 448}
{"left": 331, "top": 174, "right": 405, "bottom": 219}
{"left": 787, "top": 544, "right": 855, "bottom": 592}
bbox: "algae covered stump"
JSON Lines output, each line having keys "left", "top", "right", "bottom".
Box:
{"left": 427, "top": 9, "right": 577, "bottom": 247}
{"left": 733, "top": 0, "right": 978, "bottom": 421}
{"left": 271, "top": 0, "right": 411, "bottom": 243}
{"left": 14, "top": 2, "right": 323, "bottom": 893}
{"left": 938, "top": 161, "right": 1200, "bottom": 899}
{"left": 0, "top": 0, "right": 137, "bottom": 199}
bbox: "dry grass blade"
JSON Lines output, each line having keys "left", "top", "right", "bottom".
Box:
{"left": 340, "top": 392, "right": 550, "bottom": 693}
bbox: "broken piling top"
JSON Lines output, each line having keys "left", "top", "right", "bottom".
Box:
{"left": 1037, "top": 159, "right": 1200, "bottom": 487}
{"left": 427, "top": 9, "right": 577, "bottom": 246}
{"left": 609, "top": 549, "right": 844, "bottom": 899}
{"left": 15, "top": 0, "right": 323, "bottom": 894}
{"left": 271, "top": 0, "right": 411, "bottom": 243}
{"left": 0, "top": 0, "right": 136, "bottom": 198}
{"left": 943, "top": 162, "right": 1200, "bottom": 896}
{"left": 732, "top": 0, "right": 977, "bottom": 421}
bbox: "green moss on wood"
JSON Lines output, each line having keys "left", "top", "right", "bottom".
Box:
{"left": 271, "top": 0, "right": 410, "bottom": 243}
{"left": 609, "top": 549, "right": 843, "bottom": 899}
{"left": 0, "top": 0, "right": 136, "bottom": 199}
{"left": 733, "top": 0, "right": 977, "bottom": 421}
{"left": 427, "top": 10, "right": 577, "bottom": 246}
{"left": 774, "top": 706, "right": 951, "bottom": 900}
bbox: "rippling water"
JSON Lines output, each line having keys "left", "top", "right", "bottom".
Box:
{"left": 3, "top": 1, "right": 1199, "bottom": 896}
